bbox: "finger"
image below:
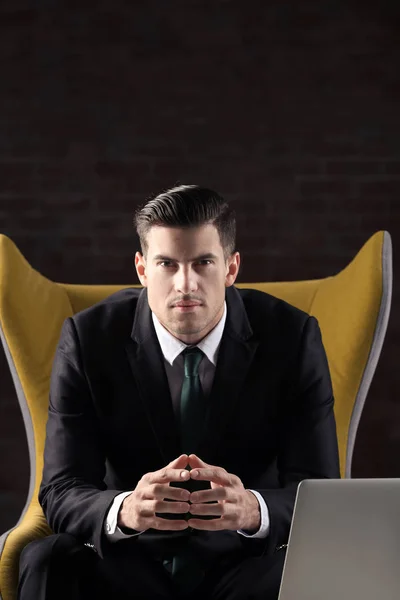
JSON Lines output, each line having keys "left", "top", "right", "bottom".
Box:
{"left": 139, "top": 499, "right": 189, "bottom": 518}
{"left": 147, "top": 468, "right": 190, "bottom": 485}
{"left": 188, "top": 455, "right": 227, "bottom": 473}
{"left": 152, "top": 484, "right": 191, "bottom": 502}
{"left": 152, "top": 518, "right": 189, "bottom": 531}
{"left": 187, "top": 516, "right": 231, "bottom": 531}
{"left": 155, "top": 500, "right": 191, "bottom": 514}
{"left": 190, "top": 488, "right": 227, "bottom": 503}
{"left": 188, "top": 455, "right": 218, "bottom": 472}
{"left": 189, "top": 502, "right": 223, "bottom": 517}
{"left": 188, "top": 454, "right": 207, "bottom": 466}
{"left": 169, "top": 454, "right": 188, "bottom": 465}
{"left": 190, "top": 468, "right": 232, "bottom": 486}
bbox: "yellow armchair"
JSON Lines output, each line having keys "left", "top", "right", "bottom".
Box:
{"left": 0, "top": 231, "right": 392, "bottom": 600}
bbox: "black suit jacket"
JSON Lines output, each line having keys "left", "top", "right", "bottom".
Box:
{"left": 39, "top": 285, "right": 340, "bottom": 569}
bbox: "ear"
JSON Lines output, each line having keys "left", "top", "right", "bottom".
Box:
{"left": 225, "top": 252, "right": 240, "bottom": 287}
{"left": 135, "top": 252, "right": 147, "bottom": 287}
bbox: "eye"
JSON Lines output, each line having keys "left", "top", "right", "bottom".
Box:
{"left": 158, "top": 261, "right": 175, "bottom": 268}
{"left": 196, "top": 259, "right": 213, "bottom": 266}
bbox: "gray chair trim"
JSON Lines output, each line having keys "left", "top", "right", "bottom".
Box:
{"left": 0, "top": 321, "right": 36, "bottom": 566}
{"left": 345, "top": 231, "right": 393, "bottom": 478}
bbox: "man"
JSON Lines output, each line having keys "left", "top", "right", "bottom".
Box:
{"left": 18, "top": 184, "right": 340, "bottom": 600}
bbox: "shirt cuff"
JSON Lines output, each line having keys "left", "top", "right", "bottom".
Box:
{"left": 104, "top": 491, "right": 145, "bottom": 541}
{"left": 237, "top": 489, "right": 270, "bottom": 539}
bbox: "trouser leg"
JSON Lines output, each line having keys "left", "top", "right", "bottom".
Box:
{"left": 18, "top": 534, "right": 99, "bottom": 600}
{"left": 191, "top": 548, "right": 287, "bottom": 600}
{"left": 18, "top": 533, "right": 178, "bottom": 600}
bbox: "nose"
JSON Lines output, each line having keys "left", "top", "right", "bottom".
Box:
{"left": 174, "top": 265, "right": 198, "bottom": 295}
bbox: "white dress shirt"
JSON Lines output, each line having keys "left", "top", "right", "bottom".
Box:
{"left": 105, "top": 302, "right": 270, "bottom": 541}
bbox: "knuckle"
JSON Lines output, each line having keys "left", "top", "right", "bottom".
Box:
{"left": 134, "top": 489, "right": 143, "bottom": 503}
{"left": 138, "top": 485, "right": 147, "bottom": 496}
{"left": 153, "top": 483, "right": 162, "bottom": 496}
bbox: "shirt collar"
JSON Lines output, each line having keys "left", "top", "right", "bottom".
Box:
{"left": 152, "top": 302, "right": 227, "bottom": 367}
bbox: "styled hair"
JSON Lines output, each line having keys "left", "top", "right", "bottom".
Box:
{"left": 134, "top": 184, "right": 236, "bottom": 259}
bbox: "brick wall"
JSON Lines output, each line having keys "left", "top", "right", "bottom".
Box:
{"left": 1, "top": 0, "right": 400, "bottom": 534}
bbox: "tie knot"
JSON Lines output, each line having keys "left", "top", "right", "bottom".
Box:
{"left": 182, "top": 347, "right": 203, "bottom": 378}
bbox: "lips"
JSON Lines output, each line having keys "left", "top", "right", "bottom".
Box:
{"left": 174, "top": 302, "right": 201, "bottom": 307}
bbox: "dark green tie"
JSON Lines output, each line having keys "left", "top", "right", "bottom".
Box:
{"left": 180, "top": 347, "right": 205, "bottom": 455}
{"left": 164, "top": 347, "right": 206, "bottom": 594}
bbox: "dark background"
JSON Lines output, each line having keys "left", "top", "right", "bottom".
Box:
{"left": 1, "top": 0, "right": 399, "bottom": 535}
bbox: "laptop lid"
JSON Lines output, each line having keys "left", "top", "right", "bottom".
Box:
{"left": 278, "top": 478, "right": 400, "bottom": 600}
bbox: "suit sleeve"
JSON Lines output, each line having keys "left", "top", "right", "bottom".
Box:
{"left": 244, "top": 316, "right": 340, "bottom": 558}
{"left": 39, "top": 317, "right": 126, "bottom": 558}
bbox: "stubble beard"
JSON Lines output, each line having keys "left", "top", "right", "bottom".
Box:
{"left": 168, "top": 315, "right": 206, "bottom": 336}
{"left": 167, "top": 300, "right": 225, "bottom": 338}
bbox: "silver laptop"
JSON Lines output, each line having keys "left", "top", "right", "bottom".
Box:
{"left": 278, "top": 478, "right": 400, "bottom": 600}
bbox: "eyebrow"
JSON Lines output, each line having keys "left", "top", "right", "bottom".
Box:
{"left": 152, "top": 253, "right": 219, "bottom": 262}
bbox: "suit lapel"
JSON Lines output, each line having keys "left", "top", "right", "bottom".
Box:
{"left": 125, "top": 289, "right": 181, "bottom": 464}
{"left": 196, "top": 286, "right": 259, "bottom": 462}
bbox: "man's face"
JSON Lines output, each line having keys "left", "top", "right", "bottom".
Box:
{"left": 135, "top": 224, "right": 240, "bottom": 344}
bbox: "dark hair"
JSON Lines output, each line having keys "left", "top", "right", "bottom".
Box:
{"left": 134, "top": 184, "right": 236, "bottom": 259}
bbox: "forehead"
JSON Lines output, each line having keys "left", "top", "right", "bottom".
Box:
{"left": 146, "top": 224, "right": 223, "bottom": 257}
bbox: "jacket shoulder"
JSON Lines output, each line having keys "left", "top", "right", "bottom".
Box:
{"left": 70, "top": 287, "right": 142, "bottom": 339}
{"left": 236, "top": 286, "right": 312, "bottom": 337}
